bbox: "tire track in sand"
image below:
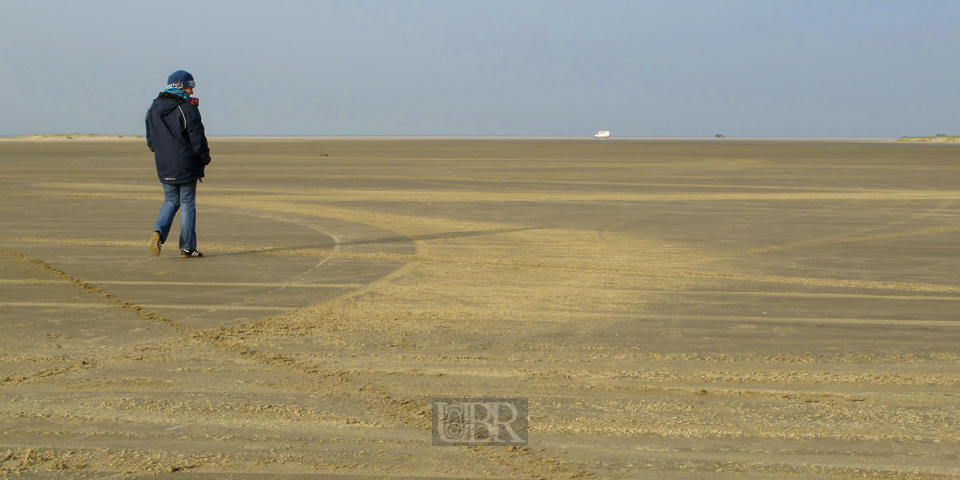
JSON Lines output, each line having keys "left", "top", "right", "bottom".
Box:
{"left": 0, "top": 242, "right": 594, "bottom": 478}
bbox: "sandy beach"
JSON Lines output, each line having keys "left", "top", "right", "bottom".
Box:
{"left": 1, "top": 137, "right": 958, "bottom": 479}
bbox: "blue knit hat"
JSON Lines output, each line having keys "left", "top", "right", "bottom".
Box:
{"left": 167, "top": 70, "right": 195, "bottom": 89}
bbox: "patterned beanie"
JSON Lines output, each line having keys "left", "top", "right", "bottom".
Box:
{"left": 166, "top": 70, "right": 196, "bottom": 89}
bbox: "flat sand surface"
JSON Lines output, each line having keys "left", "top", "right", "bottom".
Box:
{"left": 1, "top": 138, "right": 959, "bottom": 479}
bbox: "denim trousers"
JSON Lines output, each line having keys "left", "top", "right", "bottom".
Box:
{"left": 153, "top": 180, "right": 198, "bottom": 251}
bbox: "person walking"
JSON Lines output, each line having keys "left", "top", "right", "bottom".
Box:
{"left": 145, "top": 70, "right": 211, "bottom": 258}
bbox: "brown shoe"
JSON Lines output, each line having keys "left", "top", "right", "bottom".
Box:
{"left": 181, "top": 249, "right": 203, "bottom": 258}
{"left": 150, "top": 231, "right": 162, "bottom": 257}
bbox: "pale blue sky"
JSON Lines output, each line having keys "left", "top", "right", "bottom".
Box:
{"left": 1, "top": 1, "right": 957, "bottom": 137}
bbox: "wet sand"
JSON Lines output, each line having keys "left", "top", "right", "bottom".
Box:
{"left": 1, "top": 138, "right": 959, "bottom": 479}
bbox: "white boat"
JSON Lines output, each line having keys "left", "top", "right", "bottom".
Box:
{"left": 594, "top": 131, "right": 610, "bottom": 138}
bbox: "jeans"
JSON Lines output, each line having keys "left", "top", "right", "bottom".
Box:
{"left": 153, "top": 180, "right": 198, "bottom": 251}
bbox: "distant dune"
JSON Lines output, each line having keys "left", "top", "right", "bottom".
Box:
{"left": 0, "top": 133, "right": 143, "bottom": 140}
{"left": 895, "top": 135, "right": 959, "bottom": 143}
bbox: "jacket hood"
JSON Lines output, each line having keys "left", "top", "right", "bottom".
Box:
{"left": 152, "top": 93, "right": 185, "bottom": 117}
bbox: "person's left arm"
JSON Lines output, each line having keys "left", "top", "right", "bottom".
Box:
{"left": 182, "top": 104, "right": 211, "bottom": 165}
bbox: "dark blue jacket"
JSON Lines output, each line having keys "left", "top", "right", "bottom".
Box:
{"left": 145, "top": 93, "right": 211, "bottom": 184}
